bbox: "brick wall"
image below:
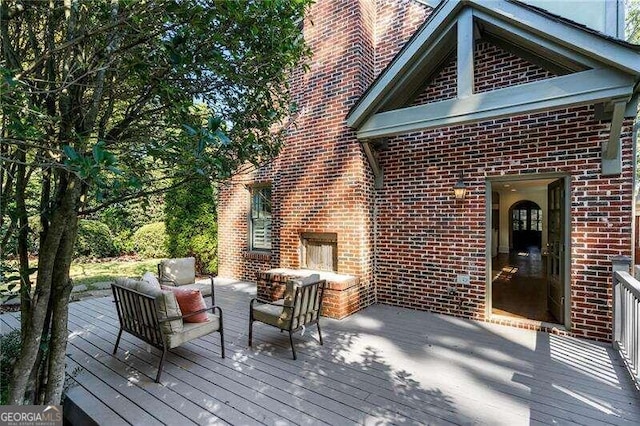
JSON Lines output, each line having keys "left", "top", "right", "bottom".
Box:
{"left": 411, "top": 40, "right": 557, "bottom": 106}
{"left": 218, "top": 0, "right": 388, "bottom": 318}
{"left": 374, "top": 0, "right": 432, "bottom": 77}
{"left": 376, "top": 107, "right": 633, "bottom": 341}
{"left": 371, "top": 37, "right": 633, "bottom": 341}
{"left": 218, "top": 1, "right": 634, "bottom": 340}
{"left": 473, "top": 41, "right": 558, "bottom": 92}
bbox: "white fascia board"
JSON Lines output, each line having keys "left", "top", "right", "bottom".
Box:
{"left": 346, "top": 0, "right": 463, "bottom": 129}
{"left": 468, "top": 0, "right": 640, "bottom": 75}
{"left": 415, "top": 0, "right": 443, "bottom": 7}
{"left": 357, "top": 68, "right": 634, "bottom": 139}
{"left": 377, "top": 22, "right": 457, "bottom": 110}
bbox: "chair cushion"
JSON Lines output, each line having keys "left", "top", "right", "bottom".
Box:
{"left": 164, "top": 313, "right": 220, "bottom": 349}
{"left": 114, "top": 277, "right": 139, "bottom": 290}
{"left": 159, "top": 257, "right": 196, "bottom": 286}
{"left": 162, "top": 286, "right": 208, "bottom": 323}
{"left": 136, "top": 280, "right": 161, "bottom": 296}
{"left": 135, "top": 281, "right": 183, "bottom": 334}
{"left": 156, "top": 290, "right": 184, "bottom": 334}
{"left": 252, "top": 302, "right": 291, "bottom": 329}
{"left": 141, "top": 272, "right": 161, "bottom": 289}
{"left": 284, "top": 273, "right": 320, "bottom": 307}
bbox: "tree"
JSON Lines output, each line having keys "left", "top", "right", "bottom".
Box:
{"left": 626, "top": 0, "right": 640, "bottom": 43}
{"left": 1, "top": 0, "right": 310, "bottom": 404}
{"left": 165, "top": 175, "right": 218, "bottom": 274}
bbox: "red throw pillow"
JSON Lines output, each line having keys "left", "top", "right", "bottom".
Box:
{"left": 162, "top": 286, "right": 208, "bottom": 323}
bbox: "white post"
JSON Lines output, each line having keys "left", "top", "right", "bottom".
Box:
{"left": 457, "top": 8, "right": 474, "bottom": 99}
{"left": 612, "top": 256, "right": 631, "bottom": 347}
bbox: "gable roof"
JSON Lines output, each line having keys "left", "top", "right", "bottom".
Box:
{"left": 346, "top": 0, "right": 640, "bottom": 131}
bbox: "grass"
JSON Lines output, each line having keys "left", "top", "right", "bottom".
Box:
{"left": 69, "top": 258, "right": 160, "bottom": 287}
{"left": 1, "top": 258, "right": 160, "bottom": 294}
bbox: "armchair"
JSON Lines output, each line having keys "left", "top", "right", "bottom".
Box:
{"left": 158, "top": 257, "right": 215, "bottom": 303}
{"left": 248, "top": 274, "right": 326, "bottom": 359}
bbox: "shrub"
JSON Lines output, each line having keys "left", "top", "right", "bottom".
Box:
{"left": 1, "top": 329, "right": 51, "bottom": 405}
{"left": 112, "top": 230, "right": 135, "bottom": 255}
{"left": 74, "top": 219, "right": 117, "bottom": 259}
{"left": 1, "top": 330, "right": 22, "bottom": 404}
{"left": 165, "top": 177, "right": 218, "bottom": 274}
{"left": 131, "top": 222, "right": 168, "bottom": 259}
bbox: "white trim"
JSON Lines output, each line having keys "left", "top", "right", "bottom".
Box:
{"left": 346, "top": 0, "right": 463, "bottom": 128}
{"left": 357, "top": 68, "right": 635, "bottom": 139}
{"left": 605, "top": 100, "right": 627, "bottom": 159}
{"left": 377, "top": 24, "right": 457, "bottom": 112}
{"left": 457, "top": 8, "right": 475, "bottom": 98}
{"left": 473, "top": 11, "right": 604, "bottom": 70}
{"left": 362, "top": 142, "right": 383, "bottom": 189}
{"left": 602, "top": 99, "right": 627, "bottom": 176}
{"left": 346, "top": 0, "right": 640, "bottom": 132}
{"left": 604, "top": 0, "right": 622, "bottom": 38}
{"left": 468, "top": 0, "right": 640, "bottom": 74}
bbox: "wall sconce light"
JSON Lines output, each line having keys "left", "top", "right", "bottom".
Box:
{"left": 453, "top": 173, "right": 467, "bottom": 200}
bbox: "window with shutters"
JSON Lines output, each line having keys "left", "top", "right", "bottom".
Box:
{"left": 250, "top": 186, "right": 272, "bottom": 251}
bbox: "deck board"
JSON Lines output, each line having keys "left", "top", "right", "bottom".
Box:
{"left": 2, "top": 279, "right": 639, "bottom": 425}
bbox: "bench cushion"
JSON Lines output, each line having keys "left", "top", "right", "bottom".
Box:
{"left": 165, "top": 313, "right": 220, "bottom": 349}
{"left": 114, "top": 277, "right": 139, "bottom": 290}
{"left": 154, "top": 290, "right": 183, "bottom": 334}
{"left": 141, "top": 272, "right": 161, "bottom": 289}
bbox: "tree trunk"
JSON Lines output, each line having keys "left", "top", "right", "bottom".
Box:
{"left": 8, "top": 177, "right": 80, "bottom": 405}
{"left": 15, "top": 151, "right": 31, "bottom": 342}
{"left": 44, "top": 213, "right": 78, "bottom": 403}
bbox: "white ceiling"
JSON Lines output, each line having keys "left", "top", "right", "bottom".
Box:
{"left": 493, "top": 178, "right": 557, "bottom": 193}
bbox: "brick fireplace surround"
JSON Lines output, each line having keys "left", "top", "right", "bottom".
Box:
{"left": 256, "top": 269, "right": 360, "bottom": 319}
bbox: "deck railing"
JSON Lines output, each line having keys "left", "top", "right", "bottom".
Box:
{"left": 612, "top": 268, "right": 640, "bottom": 387}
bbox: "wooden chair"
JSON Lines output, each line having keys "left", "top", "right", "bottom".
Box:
{"left": 112, "top": 280, "right": 224, "bottom": 383}
{"left": 248, "top": 275, "right": 325, "bottom": 359}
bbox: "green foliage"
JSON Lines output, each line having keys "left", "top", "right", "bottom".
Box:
{"left": 0, "top": 329, "right": 50, "bottom": 405}
{"left": 165, "top": 178, "right": 218, "bottom": 274}
{"left": 131, "top": 222, "right": 168, "bottom": 259}
{"left": 0, "top": 330, "right": 21, "bottom": 405}
{"left": 627, "top": 0, "right": 640, "bottom": 43}
{"left": 1, "top": 0, "right": 310, "bottom": 403}
{"left": 75, "top": 220, "right": 117, "bottom": 259}
{"left": 0, "top": 261, "right": 35, "bottom": 300}
{"left": 99, "top": 195, "right": 164, "bottom": 255}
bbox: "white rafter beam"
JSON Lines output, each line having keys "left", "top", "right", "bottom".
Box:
{"left": 362, "top": 141, "right": 383, "bottom": 189}
{"left": 602, "top": 99, "right": 628, "bottom": 176}
{"left": 356, "top": 68, "right": 635, "bottom": 140}
{"left": 457, "top": 7, "right": 474, "bottom": 98}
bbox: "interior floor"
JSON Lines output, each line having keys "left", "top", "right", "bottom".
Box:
{"left": 491, "top": 247, "right": 557, "bottom": 323}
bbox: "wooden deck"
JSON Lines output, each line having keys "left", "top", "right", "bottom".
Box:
{"left": 2, "top": 280, "right": 640, "bottom": 425}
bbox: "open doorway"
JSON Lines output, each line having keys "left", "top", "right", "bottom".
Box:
{"left": 489, "top": 176, "right": 568, "bottom": 325}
